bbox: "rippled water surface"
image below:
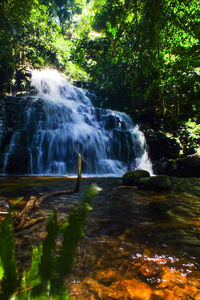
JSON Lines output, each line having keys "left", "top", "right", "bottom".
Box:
{"left": 0, "top": 176, "right": 200, "bottom": 299}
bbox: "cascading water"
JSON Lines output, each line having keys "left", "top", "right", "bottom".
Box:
{"left": 0, "top": 69, "right": 153, "bottom": 176}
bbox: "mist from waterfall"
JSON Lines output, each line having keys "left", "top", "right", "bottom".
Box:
{"left": 0, "top": 69, "right": 153, "bottom": 176}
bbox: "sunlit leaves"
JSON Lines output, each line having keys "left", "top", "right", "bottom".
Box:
{"left": 0, "top": 258, "right": 4, "bottom": 280}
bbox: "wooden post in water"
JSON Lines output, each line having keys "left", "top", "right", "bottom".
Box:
{"left": 74, "top": 153, "right": 82, "bottom": 192}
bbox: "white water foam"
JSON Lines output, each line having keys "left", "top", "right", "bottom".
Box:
{"left": 2, "top": 69, "right": 153, "bottom": 176}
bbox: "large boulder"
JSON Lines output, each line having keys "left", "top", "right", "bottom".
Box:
{"left": 122, "top": 169, "right": 150, "bottom": 186}
{"left": 137, "top": 175, "right": 172, "bottom": 191}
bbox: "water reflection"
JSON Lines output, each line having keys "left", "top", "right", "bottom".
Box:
{"left": 72, "top": 178, "right": 200, "bottom": 299}
{"left": 0, "top": 176, "right": 200, "bottom": 299}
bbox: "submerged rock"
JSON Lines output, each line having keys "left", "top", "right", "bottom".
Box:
{"left": 139, "top": 261, "right": 162, "bottom": 278}
{"left": 122, "top": 170, "right": 150, "bottom": 186}
{"left": 139, "top": 261, "right": 162, "bottom": 286}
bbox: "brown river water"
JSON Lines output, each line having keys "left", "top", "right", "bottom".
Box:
{"left": 0, "top": 176, "right": 200, "bottom": 299}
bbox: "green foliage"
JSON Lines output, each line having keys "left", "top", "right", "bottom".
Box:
{"left": 177, "top": 119, "right": 200, "bottom": 155}
{"left": 39, "top": 210, "right": 58, "bottom": 283}
{"left": 0, "top": 0, "right": 34, "bottom": 92}
{"left": 0, "top": 258, "right": 4, "bottom": 280}
{"left": 0, "top": 0, "right": 83, "bottom": 93}
{"left": 0, "top": 0, "right": 199, "bottom": 144}
{"left": 185, "top": 120, "right": 200, "bottom": 141}
{"left": 0, "top": 214, "right": 19, "bottom": 299}
{"left": 66, "top": 62, "right": 89, "bottom": 81}
{"left": 23, "top": 245, "right": 43, "bottom": 289}
{"left": 72, "top": 0, "right": 200, "bottom": 128}
{"left": 0, "top": 184, "right": 99, "bottom": 299}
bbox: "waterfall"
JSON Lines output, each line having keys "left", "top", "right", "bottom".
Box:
{"left": 0, "top": 69, "right": 153, "bottom": 176}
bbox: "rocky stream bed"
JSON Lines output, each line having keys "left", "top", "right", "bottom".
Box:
{"left": 1, "top": 176, "right": 200, "bottom": 299}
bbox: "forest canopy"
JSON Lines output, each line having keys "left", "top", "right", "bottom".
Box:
{"left": 0, "top": 0, "right": 200, "bottom": 152}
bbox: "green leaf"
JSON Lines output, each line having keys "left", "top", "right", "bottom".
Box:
{"left": 39, "top": 210, "right": 58, "bottom": 283}
{"left": 0, "top": 257, "right": 4, "bottom": 280}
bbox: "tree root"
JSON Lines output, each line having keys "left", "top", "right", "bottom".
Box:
{"left": 34, "top": 189, "right": 75, "bottom": 208}
{"left": 17, "top": 216, "right": 47, "bottom": 230}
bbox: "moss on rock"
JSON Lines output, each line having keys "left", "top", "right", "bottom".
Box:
{"left": 122, "top": 170, "right": 150, "bottom": 186}
{"left": 138, "top": 175, "right": 172, "bottom": 191}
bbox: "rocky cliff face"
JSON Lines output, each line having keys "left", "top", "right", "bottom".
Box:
{"left": 143, "top": 129, "right": 181, "bottom": 161}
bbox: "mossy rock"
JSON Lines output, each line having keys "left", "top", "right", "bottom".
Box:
{"left": 138, "top": 175, "right": 172, "bottom": 191}
{"left": 122, "top": 170, "right": 150, "bottom": 186}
